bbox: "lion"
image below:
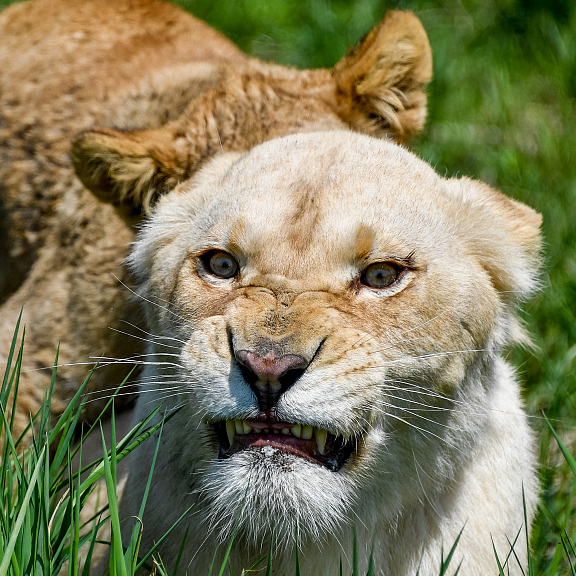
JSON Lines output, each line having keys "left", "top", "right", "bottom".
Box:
{"left": 1, "top": 1, "right": 542, "bottom": 573}
{"left": 0, "top": 0, "right": 431, "bottom": 440}
{"left": 71, "top": 128, "right": 541, "bottom": 574}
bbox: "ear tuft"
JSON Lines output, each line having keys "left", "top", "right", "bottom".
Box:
{"left": 71, "top": 127, "right": 187, "bottom": 222}
{"left": 333, "top": 11, "right": 432, "bottom": 142}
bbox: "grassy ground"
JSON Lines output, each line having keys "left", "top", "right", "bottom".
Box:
{"left": 1, "top": 0, "right": 575, "bottom": 573}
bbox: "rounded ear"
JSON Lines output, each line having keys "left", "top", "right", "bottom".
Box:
{"left": 447, "top": 177, "right": 542, "bottom": 301}
{"left": 71, "top": 126, "right": 188, "bottom": 223}
{"left": 333, "top": 11, "right": 432, "bottom": 143}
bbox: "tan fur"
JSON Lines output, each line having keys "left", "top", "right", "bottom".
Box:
{"left": 114, "top": 132, "right": 541, "bottom": 574}
{"left": 0, "top": 0, "right": 431, "bottom": 438}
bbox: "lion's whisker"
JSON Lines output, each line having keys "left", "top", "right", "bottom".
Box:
{"left": 140, "top": 393, "right": 186, "bottom": 407}
{"left": 371, "top": 403, "right": 452, "bottom": 431}
{"left": 372, "top": 349, "right": 487, "bottom": 364}
{"left": 375, "top": 394, "right": 452, "bottom": 411}
{"left": 91, "top": 352, "right": 182, "bottom": 360}
{"left": 81, "top": 390, "right": 140, "bottom": 405}
{"left": 114, "top": 274, "right": 188, "bottom": 324}
{"left": 411, "top": 448, "right": 443, "bottom": 518}
{"left": 118, "top": 320, "right": 188, "bottom": 345}
{"left": 380, "top": 384, "right": 458, "bottom": 405}
{"left": 88, "top": 357, "right": 184, "bottom": 369}
{"left": 108, "top": 326, "right": 182, "bottom": 349}
{"left": 383, "top": 411, "right": 456, "bottom": 447}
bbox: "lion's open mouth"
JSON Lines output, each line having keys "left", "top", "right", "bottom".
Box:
{"left": 214, "top": 419, "right": 355, "bottom": 471}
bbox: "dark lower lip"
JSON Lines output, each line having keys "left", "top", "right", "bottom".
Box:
{"left": 213, "top": 422, "right": 355, "bottom": 472}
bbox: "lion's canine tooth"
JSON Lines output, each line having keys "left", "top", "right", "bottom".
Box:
{"left": 315, "top": 428, "right": 327, "bottom": 455}
{"left": 242, "top": 421, "right": 251, "bottom": 434}
{"left": 234, "top": 420, "right": 244, "bottom": 434}
{"left": 292, "top": 424, "right": 302, "bottom": 438}
{"left": 281, "top": 428, "right": 290, "bottom": 435}
{"left": 301, "top": 425, "right": 313, "bottom": 440}
{"left": 226, "top": 420, "right": 235, "bottom": 446}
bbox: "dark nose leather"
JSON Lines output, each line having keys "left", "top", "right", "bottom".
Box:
{"left": 235, "top": 349, "right": 308, "bottom": 412}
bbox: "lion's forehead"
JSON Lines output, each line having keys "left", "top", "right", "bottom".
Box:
{"left": 189, "top": 134, "right": 457, "bottom": 273}
{"left": 217, "top": 132, "right": 443, "bottom": 214}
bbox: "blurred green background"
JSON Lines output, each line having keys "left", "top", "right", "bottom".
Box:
{"left": 175, "top": 0, "right": 576, "bottom": 570}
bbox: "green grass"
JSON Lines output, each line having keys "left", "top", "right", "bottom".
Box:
{"left": 0, "top": 318, "right": 187, "bottom": 576}
{"left": 1, "top": 0, "right": 575, "bottom": 573}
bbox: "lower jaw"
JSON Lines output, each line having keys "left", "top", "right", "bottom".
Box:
{"left": 214, "top": 426, "right": 355, "bottom": 472}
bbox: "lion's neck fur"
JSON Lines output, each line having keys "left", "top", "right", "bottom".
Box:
{"left": 122, "top": 351, "right": 536, "bottom": 575}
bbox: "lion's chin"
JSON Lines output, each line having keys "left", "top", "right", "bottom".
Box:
{"left": 200, "top": 446, "right": 354, "bottom": 546}
{"left": 213, "top": 419, "right": 356, "bottom": 471}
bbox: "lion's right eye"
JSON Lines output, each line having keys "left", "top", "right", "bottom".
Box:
{"left": 202, "top": 250, "right": 239, "bottom": 279}
{"left": 361, "top": 262, "right": 400, "bottom": 289}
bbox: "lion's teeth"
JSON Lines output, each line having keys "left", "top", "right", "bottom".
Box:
{"left": 315, "top": 428, "right": 327, "bottom": 455}
{"left": 224, "top": 420, "right": 331, "bottom": 453}
{"left": 226, "top": 420, "right": 235, "bottom": 446}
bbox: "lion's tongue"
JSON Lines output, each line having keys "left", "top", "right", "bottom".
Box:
{"left": 234, "top": 432, "right": 323, "bottom": 462}
{"left": 229, "top": 419, "right": 329, "bottom": 461}
{"left": 216, "top": 419, "right": 354, "bottom": 471}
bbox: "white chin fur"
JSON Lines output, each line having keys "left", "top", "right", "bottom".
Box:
{"left": 200, "top": 447, "right": 353, "bottom": 548}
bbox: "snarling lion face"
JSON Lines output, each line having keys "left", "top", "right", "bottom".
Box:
{"left": 127, "top": 131, "right": 540, "bottom": 557}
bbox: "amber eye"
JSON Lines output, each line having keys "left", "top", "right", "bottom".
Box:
{"left": 361, "top": 262, "right": 399, "bottom": 289}
{"left": 203, "top": 250, "right": 239, "bottom": 279}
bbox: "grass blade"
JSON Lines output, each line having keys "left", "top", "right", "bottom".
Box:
{"left": 125, "top": 416, "right": 166, "bottom": 572}
{"left": 0, "top": 310, "right": 22, "bottom": 398}
{"left": 0, "top": 445, "right": 46, "bottom": 576}
{"left": 170, "top": 526, "right": 189, "bottom": 576}
{"left": 491, "top": 535, "right": 506, "bottom": 576}
{"left": 546, "top": 416, "right": 576, "bottom": 477}
{"left": 134, "top": 503, "right": 194, "bottom": 572}
{"left": 352, "top": 529, "right": 358, "bottom": 576}
{"left": 438, "top": 526, "right": 464, "bottom": 576}
{"left": 101, "top": 422, "right": 127, "bottom": 576}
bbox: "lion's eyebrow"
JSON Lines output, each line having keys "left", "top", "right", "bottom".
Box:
{"left": 398, "top": 250, "right": 417, "bottom": 267}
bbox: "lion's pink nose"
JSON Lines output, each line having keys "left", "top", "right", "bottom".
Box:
{"left": 235, "top": 350, "right": 308, "bottom": 383}
{"left": 235, "top": 349, "right": 308, "bottom": 412}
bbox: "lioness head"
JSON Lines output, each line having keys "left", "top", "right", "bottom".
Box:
{"left": 111, "top": 131, "right": 540, "bottom": 568}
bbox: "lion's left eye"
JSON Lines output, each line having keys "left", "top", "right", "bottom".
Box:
{"left": 361, "top": 262, "right": 400, "bottom": 289}
{"left": 203, "top": 250, "right": 239, "bottom": 279}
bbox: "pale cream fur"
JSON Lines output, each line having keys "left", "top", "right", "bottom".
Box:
{"left": 0, "top": 0, "right": 431, "bottom": 440}
{"left": 116, "top": 131, "right": 541, "bottom": 575}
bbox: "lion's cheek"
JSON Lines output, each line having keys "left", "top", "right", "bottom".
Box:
{"left": 179, "top": 317, "right": 259, "bottom": 419}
